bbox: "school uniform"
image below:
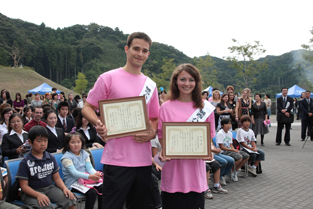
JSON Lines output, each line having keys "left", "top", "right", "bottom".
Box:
{"left": 46, "top": 126, "right": 65, "bottom": 153}
{"left": 56, "top": 115, "right": 75, "bottom": 133}
{"left": 76, "top": 126, "right": 105, "bottom": 148}
{"left": 1, "top": 130, "right": 28, "bottom": 160}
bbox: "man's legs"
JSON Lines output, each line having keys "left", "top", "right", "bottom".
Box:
{"left": 284, "top": 123, "right": 291, "bottom": 144}
{"left": 276, "top": 122, "right": 284, "bottom": 144}
{"left": 102, "top": 165, "right": 151, "bottom": 209}
{"left": 301, "top": 119, "right": 308, "bottom": 140}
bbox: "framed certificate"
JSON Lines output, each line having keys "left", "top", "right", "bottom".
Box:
{"left": 162, "top": 122, "right": 211, "bottom": 159}
{"left": 98, "top": 96, "right": 150, "bottom": 139}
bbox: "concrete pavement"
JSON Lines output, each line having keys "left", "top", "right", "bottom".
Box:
{"left": 205, "top": 122, "right": 313, "bottom": 209}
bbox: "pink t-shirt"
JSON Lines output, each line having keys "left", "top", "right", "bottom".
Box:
{"left": 158, "top": 100, "right": 216, "bottom": 193}
{"left": 87, "top": 68, "right": 159, "bottom": 167}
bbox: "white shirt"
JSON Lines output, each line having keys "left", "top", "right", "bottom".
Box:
{"left": 236, "top": 128, "right": 256, "bottom": 150}
{"left": 151, "top": 135, "right": 161, "bottom": 152}
{"left": 78, "top": 126, "right": 90, "bottom": 140}
{"left": 78, "top": 100, "right": 84, "bottom": 108}
{"left": 9, "top": 129, "right": 27, "bottom": 143}
{"left": 58, "top": 115, "right": 67, "bottom": 126}
{"left": 0, "top": 123, "right": 8, "bottom": 143}
{"left": 46, "top": 125, "right": 58, "bottom": 137}
{"left": 216, "top": 129, "right": 233, "bottom": 152}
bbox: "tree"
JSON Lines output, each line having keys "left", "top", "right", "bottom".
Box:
{"left": 74, "top": 72, "right": 88, "bottom": 94}
{"left": 11, "top": 45, "right": 23, "bottom": 67}
{"left": 302, "top": 27, "right": 313, "bottom": 62}
{"left": 194, "top": 55, "right": 220, "bottom": 89}
{"left": 150, "top": 58, "right": 176, "bottom": 90}
{"left": 225, "top": 39, "right": 268, "bottom": 89}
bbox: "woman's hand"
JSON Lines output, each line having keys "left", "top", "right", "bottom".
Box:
{"left": 16, "top": 145, "right": 27, "bottom": 154}
{"left": 89, "top": 174, "right": 101, "bottom": 182}
{"left": 158, "top": 150, "right": 171, "bottom": 162}
{"left": 155, "top": 163, "right": 162, "bottom": 171}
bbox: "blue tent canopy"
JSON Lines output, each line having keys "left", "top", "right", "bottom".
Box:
{"left": 28, "top": 83, "right": 61, "bottom": 95}
{"left": 203, "top": 86, "right": 223, "bottom": 97}
{"left": 275, "top": 85, "right": 307, "bottom": 98}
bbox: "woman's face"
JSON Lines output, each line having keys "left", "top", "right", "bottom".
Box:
{"left": 4, "top": 110, "right": 13, "bottom": 121}
{"left": 46, "top": 112, "right": 57, "bottom": 127}
{"left": 26, "top": 108, "right": 32, "bottom": 118}
{"left": 176, "top": 71, "right": 196, "bottom": 97}
{"left": 82, "top": 117, "right": 89, "bottom": 126}
{"left": 255, "top": 95, "right": 260, "bottom": 102}
{"left": 202, "top": 93, "right": 208, "bottom": 100}
{"left": 10, "top": 116, "right": 23, "bottom": 132}
{"left": 60, "top": 94, "right": 64, "bottom": 99}
{"left": 265, "top": 95, "right": 268, "bottom": 99}
{"left": 2, "top": 92, "right": 6, "bottom": 99}
{"left": 242, "top": 91, "right": 247, "bottom": 99}
{"left": 213, "top": 93, "right": 219, "bottom": 100}
{"left": 223, "top": 95, "right": 228, "bottom": 102}
{"left": 229, "top": 93, "right": 234, "bottom": 100}
{"left": 16, "top": 94, "right": 20, "bottom": 99}
{"left": 46, "top": 95, "right": 51, "bottom": 100}
{"left": 53, "top": 95, "right": 58, "bottom": 100}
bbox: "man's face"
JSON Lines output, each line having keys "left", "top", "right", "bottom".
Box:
{"left": 34, "top": 108, "right": 43, "bottom": 121}
{"left": 282, "top": 89, "right": 288, "bottom": 97}
{"left": 125, "top": 38, "right": 150, "bottom": 68}
{"left": 68, "top": 94, "right": 73, "bottom": 100}
{"left": 59, "top": 106, "right": 68, "bottom": 118}
{"left": 302, "top": 93, "right": 306, "bottom": 98}
{"left": 305, "top": 92, "right": 311, "bottom": 99}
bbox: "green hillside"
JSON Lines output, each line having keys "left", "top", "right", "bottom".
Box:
{"left": 0, "top": 67, "right": 75, "bottom": 98}
{"left": 0, "top": 12, "right": 313, "bottom": 98}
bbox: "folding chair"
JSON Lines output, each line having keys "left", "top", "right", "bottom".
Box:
{"left": 89, "top": 148, "right": 104, "bottom": 171}
{"left": 5, "top": 158, "right": 34, "bottom": 208}
{"left": 52, "top": 152, "right": 86, "bottom": 209}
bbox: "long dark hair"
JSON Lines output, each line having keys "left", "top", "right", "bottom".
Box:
{"left": 75, "top": 110, "right": 92, "bottom": 129}
{"left": 1, "top": 107, "right": 13, "bottom": 124}
{"left": 8, "top": 113, "right": 23, "bottom": 133}
{"left": 15, "top": 92, "right": 22, "bottom": 102}
{"left": 62, "top": 132, "right": 86, "bottom": 154}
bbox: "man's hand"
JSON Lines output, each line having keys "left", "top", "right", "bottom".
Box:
{"left": 133, "top": 122, "right": 156, "bottom": 143}
{"left": 281, "top": 109, "right": 286, "bottom": 113}
{"left": 309, "top": 113, "right": 313, "bottom": 117}
{"left": 155, "top": 163, "right": 162, "bottom": 172}
{"left": 159, "top": 150, "right": 171, "bottom": 162}
{"left": 95, "top": 120, "right": 108, "bottom": 142}
{"left": 285, "top": 112, "right": 290, "bottom": 117}
{"left": 203, "top": 152, "right": 214, "bottom": 161}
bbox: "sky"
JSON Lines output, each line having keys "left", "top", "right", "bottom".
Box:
{"left": 1, "top": 0, "right": 313, "bottom": 59}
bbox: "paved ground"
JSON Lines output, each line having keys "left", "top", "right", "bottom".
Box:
{"left": 86, "top": 118, "right": 313, "bottom": 209}
{"left": 204, "top": 120, "right": 313, "bottom": 209}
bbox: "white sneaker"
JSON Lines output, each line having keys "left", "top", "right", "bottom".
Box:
{"left": 232, "top": 171, "right": 238, "bottom": 182}
{"left": 248, "top": 165, "right": 257, "bottom": 176}
{"left": 220, "top": 177, "right": 227, "bottom": 186}
{"left": 205, "top": 189, "right": 213, "bottom": 199}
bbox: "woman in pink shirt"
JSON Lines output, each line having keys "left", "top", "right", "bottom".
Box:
{"left": 158, "top": 63, "right": 215, "bottom": 209}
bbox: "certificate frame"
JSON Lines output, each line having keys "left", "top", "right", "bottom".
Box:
{"left": 162, "top": 122, "right": 211, "bottom": 159}
{"left": 98, "top": 96, "right": 150, "bottom": 139}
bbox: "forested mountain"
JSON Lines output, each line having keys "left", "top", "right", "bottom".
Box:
{"left": 0, "top": 13, "right": 312, "bottom": 98}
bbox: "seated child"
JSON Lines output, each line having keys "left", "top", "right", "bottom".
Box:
{"left": 205, "top": 154, "right": 228, "bottom": 199}
{"left": 237, "top": 115, "right": 265, "bottom": 176}
{"left": 216, "top": 117, "right": 249, "bottom": 181}
{"left": 211, "top": 138, "right": 234, "bottom": 186}
{"left": 61, "top": 132, "right": 103, "bottom": 209}
{"left": 16, "top": 126, "right": 76, "bottom": 209}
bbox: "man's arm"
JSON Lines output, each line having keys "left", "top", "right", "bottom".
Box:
{"left": 300, "top": 100, "right": 308, "bottom": 115}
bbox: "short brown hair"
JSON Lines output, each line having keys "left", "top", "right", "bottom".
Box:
{"left": 168, "top": 63, "right": 203, "bottom": 109}
{"left": 226, "top": 85, "right": 234, "bottom": 92}
{"left": 127, "top": 32, "right": 152, "bottom": 48}
{"left": 240, "top": 115, "right": 251, "bottom": 123}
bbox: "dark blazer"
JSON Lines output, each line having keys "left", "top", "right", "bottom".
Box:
{"left": 299, "top": 98, "right": 313, "bottom": 121}
{"left": 67, "top": 114, "right": 75, "bottom": 125}
{"left": 77, "top": 126, "right": 105, "bottom": 148}
{"left": 277, "top": 96, "right": 294, "bottom": 122}
{"left": 46, "top": 127, "right": 66, "bottom": 153}
{"left": 1, "top": 132, "right": 28, "bottom": 159}
{"left": 56, "top": 117, "right": 75, "bottom": 133}
{"left": 251, "top": 102, "right": 267, "bottom": 120}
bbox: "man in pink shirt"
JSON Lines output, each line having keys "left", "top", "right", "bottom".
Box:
{"left": 82, "top": 32, "right": 159, "bottom": 209}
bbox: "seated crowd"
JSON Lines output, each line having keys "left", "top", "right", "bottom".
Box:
{"left": 0, "top": 86, "right": 266, "bottom": 208}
